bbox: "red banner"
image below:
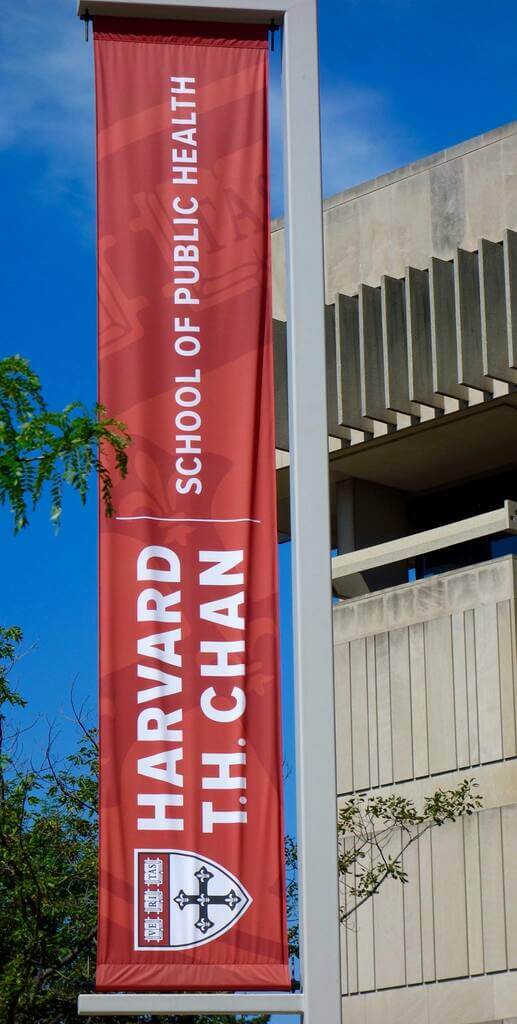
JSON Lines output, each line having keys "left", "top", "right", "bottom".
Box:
{"left": 94, "top": 17, "right": 289, "bottom": 992}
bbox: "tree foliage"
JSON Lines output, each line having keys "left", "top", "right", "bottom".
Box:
{"left": 0, "top": 628, "right": 96, "bottom": 1023}
{"left": 0, "top": 356, "right": 130, "bottom": 531}
{"left": 284, "top": 835, "right": 299, "bottom": 965}
{"left": 0, "top": 627, "right": 271, "bottom": 1024}
{"left": 338, "top": 783, "right": 482, "bottom": 921}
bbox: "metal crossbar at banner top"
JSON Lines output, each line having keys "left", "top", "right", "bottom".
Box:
{"left": 79, "top": 0, "right": 290, "bottom": 23}
{"left": 76, "top": 1, "right": 342, "bottom": 1021}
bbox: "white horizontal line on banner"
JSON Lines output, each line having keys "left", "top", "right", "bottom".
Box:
{"left": 115, "top": 515, "right": 261, "bottom": 524}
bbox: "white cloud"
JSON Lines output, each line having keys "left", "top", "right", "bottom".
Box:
{"left": 269, "top": 67, "right": 407, "bottom": 217}
{"left": 320, "top": 82, "right": 407, "bottom": 198}
{"left": 0, "top": 4, "right": 406, "bottom": 220}
{"left": 0, "top": 0, "right": 94, "bottom": 194}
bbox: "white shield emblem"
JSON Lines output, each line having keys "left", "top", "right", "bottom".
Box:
{"left": 135, "top": 849, "right": 252, "bottom": 950}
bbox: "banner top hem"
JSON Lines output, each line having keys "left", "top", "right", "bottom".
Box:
{"left": 93, "top": 15, "right": 269, "bottom": 46}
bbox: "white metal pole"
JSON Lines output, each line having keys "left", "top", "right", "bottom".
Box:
{"left": 282, "top": 2, "right": 342, "bottom": 1021}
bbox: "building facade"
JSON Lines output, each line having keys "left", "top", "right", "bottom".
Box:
{"left": 274, "top": 120, "right": 517, "bottom": 1024}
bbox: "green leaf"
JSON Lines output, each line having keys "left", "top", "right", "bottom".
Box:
{"left": 0, "top": 356, "right": 131, "bottom": 532}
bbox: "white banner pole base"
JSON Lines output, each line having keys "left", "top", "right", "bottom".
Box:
{"left": 78, "top": 993, "right": 304, "bottom": 1015}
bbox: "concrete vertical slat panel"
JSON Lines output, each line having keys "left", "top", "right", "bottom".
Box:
{"left": 334, "top": 643, "right": 353, "bottom": 795}
{"left": 406, "top": 265, "right": 444, "bottom": 409}
{"left": 403, "top": 839, "right": 423, "bottom": 985}
{"left": 373, "top": 833, "right": 406, "bottom": 990}
{"left": 511, "top": 597, "right": 517, "bottom": 749}
{"left": 366, "top": 634, "right": 379, "bottom": 789}
{"left": 340, "top": 829, "right": 350, "bottom": 997}
{"left": 382, "top": 274, "right": 420, "bottom": 417}
{"left": 419, "top": 827, "right": 436, "bottom": 982}
{"left": 340, "top": 843, "right": 350, "bottom": 998}
{"left": 375, "top": 632, "right": 393, "bottom": 785}
{"left": 356, "top": 859, "right": 376, "bottom": 993}
{"left": 504, "top": 227, "right": 517, "bottom": 370}
{"left": 388, "top": 627, "right": 414, "bottom": 781}
{"left": 432, "top": 821, "right": 469, "bottom": 980}
{"left": 452, "top": 611, "right": 471, "bottom": 768}
{"left": 455, "top": 247, "right": 492, "bottom": 392}
{"left": 340, "top": 916, "right": 349, "bottom": 997}
{"left": 350, "top": 638, "right": 370, "bottom": 791}
{"left": 273, "top": 319, "right": 289, "bottom": 450}
{"left": 480, "top": 237, "right": 517, "bottom": 383}
{"left": 463, "top": 813, "right": 485, "bottom": 976}
{"left": 501, "top": 804, "right": 517, "bottom": 969}
{"left": 359, "top": 283, "right": 398, "bottom": 424}
{"left": 335, "top": 293, "right": 375, "bottom": 434}
{"left": 345, "top": 835, "right": 359, "bottom": 995}
{"left": 497, "top": 601, "right": 517, "bottom": 759}
{"left": 430, "top": 256, "right": 469, "bottom": 400}
{"left": 465, "top": 608, "right": 480, "bottom": 765}
{"left": 409, "top": 622, "right": 429, "bottom": 778}
{"left": 424, "top": 616, "right": 457, "bottom": 774}
{"left": 479, "top": 808, "right": 507, "bottom": 973}
{"left": 474, "top": 604, "right": 503, "bottom": 764}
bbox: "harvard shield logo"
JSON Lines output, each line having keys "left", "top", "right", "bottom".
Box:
{"left": 134, "top": 850, "right": 252, "bottom": 950}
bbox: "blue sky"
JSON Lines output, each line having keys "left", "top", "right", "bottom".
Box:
{"left": 2, "top": 0, "right": 517, "bottom": 1014}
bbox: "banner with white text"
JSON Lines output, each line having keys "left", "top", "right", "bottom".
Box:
{"left": 94, "top": 17, "right": 289, "bottom": 992}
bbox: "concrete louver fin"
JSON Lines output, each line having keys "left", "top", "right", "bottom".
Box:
{"left": 381, "top": 274, "right": 419, "bottom": 418}
{"left": 480, "top": 237, "right": 517, "bottom": 384}
{"left": 273, "top": 318, "right": 289, "bottom": 451}
{"left": 505, "top": 228, "right": 517, "bottom": 371}
{"left": 273, "top": 312, "right": 351, "bottom": 451}
{"left": 335, "top": 293, "right": 375, "bottom": 434}
{"left": 406, "top": 266, "right": 444, "bottom": 409}
{"left": 274, "top": 231, "right": 517, "bottom": 451}
{"left": 430, "top": 256, "right": 469, "bottom": 401}
{"left": 359, "top": 284, "right": 398, "bottom": 425}
{"left": 325, "top": 302, "right": 350, "bottom": 441}
{"left": 455, "top": 247, "right": 493, "bottom": 393}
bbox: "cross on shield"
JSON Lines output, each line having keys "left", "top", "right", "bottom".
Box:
{"left": 174, "top": 865, "right": 242, "bottom": 935}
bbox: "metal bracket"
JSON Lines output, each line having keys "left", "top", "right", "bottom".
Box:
{"left": 80, "top": 6, "right": 91, "bottom": 39}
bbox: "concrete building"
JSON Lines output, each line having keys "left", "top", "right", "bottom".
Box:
{"left": 273, "top": 120, "right": 517, "bottom": 1024}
